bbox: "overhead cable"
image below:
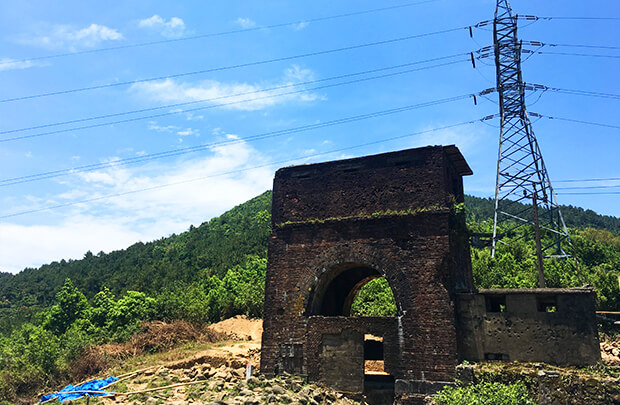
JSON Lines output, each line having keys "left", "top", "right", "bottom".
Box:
{"left": 0, "top": 91, "right": 486, "bottom": 186}
{"left": 0, "top": 25, "right": 469, "bottom": 104}
{"left": 0, "top": 0, "right": 441, "bottom": 66}
{"left": 0, "top": 117, "right": 493, "bottom": 220}
{"left": 1, "top": 58, "right": 471, "bottom": 143}
{"left": 525, "top": 84, "right": 620, "bottom": 100}
{"left": 0, "top": 53, "right": 469, "bottom": 136}
{"left": 555, "top": 177, "right": 620, "bottom": 183}
{"left": 529, "top": 113, "right": 620, "bottom": 130}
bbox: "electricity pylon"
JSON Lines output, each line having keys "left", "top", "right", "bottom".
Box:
{"left": 491, "top": 0, "right": 572, "bottom": 287}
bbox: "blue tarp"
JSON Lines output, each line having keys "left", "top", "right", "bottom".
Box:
{"left": 40, "top": 376, "right": 118, "bottom": 403}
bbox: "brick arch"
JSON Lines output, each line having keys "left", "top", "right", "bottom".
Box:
{"left": 296, "top": 243, "right": 412, "bottom": 317}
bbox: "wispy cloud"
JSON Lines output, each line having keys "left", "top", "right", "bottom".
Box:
{"left": 139, "top": 15, "right": 186, "bottom": 38}
{"left": 130, "top": 65, "right": 322, "bottom": 111}
{"left": 23, "top": 24, "right": 123, "bottom": 50}
{"left": 0, "top": 58, "right": 47, "bottom": 71}
{"left": 177, "top": 128, "right": 199, "bottom": 136}
{"left": 235, "top": 18, "right": 256, "bottom": 29}
{"left": 0, "top": 139, "right": 273, "bottom": 274}
{"left": 293, "top": 22, "right": 309, "bottom": 31}
{"left": 147, "top": 121, "right": 178, "bottom": 132}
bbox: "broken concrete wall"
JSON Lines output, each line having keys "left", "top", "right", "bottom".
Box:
{"left": 455, "top": 288, "right": 601, "bottom": 366}
{"left": 306, "top": 316, "right": 399, "bottom": 392}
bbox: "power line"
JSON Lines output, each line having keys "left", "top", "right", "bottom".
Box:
{"left": 0, "top": 92, "right": 482, "bottom": 186}
{"left": 557, "top": 192, "right": 620, "bottom": 195}
{"left": 0, "top": 26, "right": 469, "bottom": 104}
{"left": 476, "top": 15, "right": 620, "bottom": 27}
{"left": 555, "top": 185, "right": 620, "bottom": 190}
{"left": 525, "top": 50, "right": 620, "bottom": 59}
{"left": 527, "top": 84, "right": 620, "bottom": 100}
{"left": 529, "top": 113, "right": 620, "bottom": 130}
{"left": 1, "top": 0, "right": 441, "bottom": 66}
{"left": 0, "top": 53, "right": 469, "bottom": 136}
{"left": 555, "top": 177, "right": 620, "bottom": 183}
{"left": 1, "top": 58, "right": 471, "bottom": 143}
{"left": 0, "top": 118, "right": 490, "bottom": 220}
{"left": 542, "top": 43, "right": 620, "bottom": 51}
{"left": 537, "top": 16, "right": 620, "bottom": 21}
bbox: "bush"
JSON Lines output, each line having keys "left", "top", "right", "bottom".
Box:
{"left": 433, "top": 381, "right": 537, "bottom": 405}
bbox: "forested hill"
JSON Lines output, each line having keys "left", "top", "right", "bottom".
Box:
{"left": 0, "top": 191, "right": 272, "bottom": 312}
{"left": 0, "top": 191, "right": 618, "bottom": 320}
{"left": 465, "top": 195, "right": 620, "bottom": 233}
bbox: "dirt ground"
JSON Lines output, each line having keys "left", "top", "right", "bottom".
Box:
{"left": 206, "top": 315, "right": 264, "bottom": 342}
{"left": 37, "top": 317, "right": 620, "bottom": 404}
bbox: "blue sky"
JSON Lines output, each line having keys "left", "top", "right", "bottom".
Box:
{"left": 0, "top": 0, "right": 618, "bottom": 273}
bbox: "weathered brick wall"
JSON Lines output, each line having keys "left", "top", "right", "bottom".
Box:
{"left": 261, "top": 146, "right": 475, "bottom": 401}
{"left": 455, "top": 288, "right": 601, "bottom": 366}
{"left": 272, "top": 146, "right": 467, "bottom": 226}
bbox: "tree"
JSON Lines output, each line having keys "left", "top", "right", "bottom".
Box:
{"left": 43, "top": 278, "right": 90, "bottom": 335}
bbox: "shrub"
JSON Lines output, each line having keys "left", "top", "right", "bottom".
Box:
{"left": 433, "top": 381, "right": 537, "bottom": 405}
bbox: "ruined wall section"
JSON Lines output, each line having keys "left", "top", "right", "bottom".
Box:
{"left": 261, "top": 207, "right": 464, "bottom": 382}
{"left": 261, "top": 145, "right": 476, "bottom": 403}
{"left": 271, "top": 146, "right": 463, "bottom": 226}
{"left": 455, "top": 288, "right": 601, "bottom": 366}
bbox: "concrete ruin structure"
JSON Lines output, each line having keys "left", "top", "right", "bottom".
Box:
{"left": 260, "top": 145, "right": 600, "bottom": 404}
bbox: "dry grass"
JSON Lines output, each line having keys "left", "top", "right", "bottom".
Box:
{"left": 69, "top": 321, "right": 225, "bottom": 382}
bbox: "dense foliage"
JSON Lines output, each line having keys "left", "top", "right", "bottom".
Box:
{"left": 0, "top": 191, "right": 272, "bottom": 334}
{"left": 464, "top": 195, "right": 620, "bottom": 233}
{"left": 433, "top": 381, "right": 537, "bottom": 405}
{"left": 0, "top": 255, "right": 267, "bottom": 403}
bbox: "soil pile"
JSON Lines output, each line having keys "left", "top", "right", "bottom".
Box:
{"left": 206, "top": 315, "right": 263, "bottom": 342}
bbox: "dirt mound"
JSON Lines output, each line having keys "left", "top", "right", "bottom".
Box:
{"left": 206, "top": 315, "right": 263, "bottom": 342}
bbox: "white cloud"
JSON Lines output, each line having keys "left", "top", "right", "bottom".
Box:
{"left": 139, "top": 15, "right": 186, "bottom": 38}
{"left": 0, "top": 58, "right": 45, "bottom": 72}
{"left": 24, "top": 24, "right": 123, "bottom": 50}
{"left": 0, "top": 139, "right": 273, "bottom": 274}
{"left": 235, "top": 18, "right": 256, "bottom": 29}
{"left": 177, "top": 128, "right": 199, "bottom": 136}
{"left": 130, "top": 65, "right": 321, "bottom": 111}
{"left": 148, "top": 121, "right": 178, "bottom": 132}
{"left": 293, "top": 22, "right": 309, "bottom": 31}
{"left": 0, "top": 220, "right": 145, "bottom": 274}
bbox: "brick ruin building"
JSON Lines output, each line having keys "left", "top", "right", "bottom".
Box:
{"left": 260, "top": 145, "right": 600, "bottom": 404}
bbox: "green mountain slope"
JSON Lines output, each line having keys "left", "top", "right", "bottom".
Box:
{"left": 0, "top": 191, "right": 618, "bottom": 333}
{"left": 465, "top": 195, "right": 620, "bottom": 233}
{"left": 0, "top": 191, "right": 272, "bottom": 312}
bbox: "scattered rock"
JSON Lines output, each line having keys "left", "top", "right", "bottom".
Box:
{"left": 246, "top": 376, "right": 260, "bottom": 386}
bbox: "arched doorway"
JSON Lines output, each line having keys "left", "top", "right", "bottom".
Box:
{"left": 306, "top": 263, "right": 399, "bottom": 316}
{"left": 307, "top": 263, "right": 397, "bottom": 404}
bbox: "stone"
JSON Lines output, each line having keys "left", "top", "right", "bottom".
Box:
{"left": 272, "top": 385, "right": 285, "bottom": 395}
{"left": 246, "top": 376, "right": 260, "bottom": 386}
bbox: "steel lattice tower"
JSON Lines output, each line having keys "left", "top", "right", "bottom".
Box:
{"left": 492, "top": 0, "right": 572, "bottom": 286}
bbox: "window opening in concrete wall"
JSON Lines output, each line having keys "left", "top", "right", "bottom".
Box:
{"left": 485, "top": 295, "right": 506, "bottom": 312}
{"left": 364, "top": 334, "right": 385, "bottom": 374}
{"left": 537, "top": 295, "right": 558, "bottom": 312}
{"left": 484, "top": 352, "right": 510, "bottom": 361}
{"left": 364, "top": 333, "right": 395, "bottom": 405}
